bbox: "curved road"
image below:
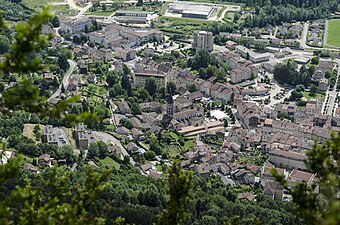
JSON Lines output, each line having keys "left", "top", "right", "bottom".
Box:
{"left": 67, "top": 0, "right": 93, "bottom": 18}
{"left": 48, "top": 59, "right": 76, "bottom": 101}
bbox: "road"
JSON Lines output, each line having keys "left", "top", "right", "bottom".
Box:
{"left": 66, "top": 0, "right": 92, "bottom": 18}
{"left": 92, "top": 131, "right": 136, "bottom": 165}
{"left": 323, "top": 62, "right": 340, "bottom": 115}
{"left": 300, "top": 22, "right": 309, "bottom": 49}
{"left": 48, "top": 59, "right": 76, "bottom": 101}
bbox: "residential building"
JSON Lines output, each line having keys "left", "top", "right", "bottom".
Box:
{"left": 115, "top": 47, "right": 136, "bottom": 61}
{"left": 268, "top": 149, "right": 308, "bottom": 171}
{"left": 74, "top": 123, "right": 95, "bottom": 148}
{"left": 193, "top": 31, "right": 213, "bottom": 52}
{"left": 133, "top": 70, "right": 167, "bottom": 88}
{"left": 60, "top": 17, "right": 91, "bottom": 34}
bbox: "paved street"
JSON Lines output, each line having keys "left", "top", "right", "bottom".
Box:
{"left": 299, "top": 22, "right": 309, "bottom": 49}
{"left": 48, "top": 59, "right": 76, "bottom": 101}
{"left": 323, "top": 63, "right": 340, "bottom": 115}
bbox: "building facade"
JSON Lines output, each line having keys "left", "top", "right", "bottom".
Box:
{"left": 193, "top": 31, "right": 213, "bottom": 52}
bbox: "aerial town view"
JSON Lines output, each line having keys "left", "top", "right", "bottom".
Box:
{"left": 0, "top": 0, "right": 339, "bottom": 224}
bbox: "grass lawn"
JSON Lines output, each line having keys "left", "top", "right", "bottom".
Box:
{"left": 158, "top": 16, "right": 217, "bottom": 35}
{"left": 85, "top": 11, "right": 114, "bottom": 16}
{"left": 23, "top": 0, "right": 64, "bottom": 9}
{"left": 62, "top": 128, "right": 77, "bottom": 149}
{"left": 226, "top": 12, "right": 235, "bottom": 20}
{"left": 100, "top": 157, "right": 120, "bottom": 169}
{"left": 327, "top": 20, "right": 340, "bottom": 47}
{"left": 302, "top": 91, "right": 324, "bottom": 101}
{"left": 183, "top": 140, "right": 195, "bottom": 151}
{"left": 169, "top": 132, "right": 179, "bottom": 140}
{"left": 51, "top": 5, "right": 78, "bottom": 17}
{"left": 23, "top": 124, "right": 43, "bottom": 141}
{"left": 105, "top": 124, "right": 116, "bottom": 131}
{"left": 240, "top": 156, "right": 250, "bottom": 164}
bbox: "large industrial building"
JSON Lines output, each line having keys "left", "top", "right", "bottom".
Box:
{"left": 167, "top": 2, "right": 216, "bottom": 19}
{"left": 193, "top": 31, "right": 214, "bottom": 52}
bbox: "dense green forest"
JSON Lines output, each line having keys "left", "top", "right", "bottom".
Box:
{"left": 230, "top": 0, "right": 339, "bottom": 27}
{"left": 0, "top": 0, "right": 32, "bottom": 21}
{"left": 0, "top": 164, "right": 300, "bottom": 225}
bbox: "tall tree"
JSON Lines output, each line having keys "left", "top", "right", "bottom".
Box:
{"left": 156, "top": 161, "right": 193, "bottom": 225}
{"left": 145, "top": 77, "right": 158, "bottom": 96}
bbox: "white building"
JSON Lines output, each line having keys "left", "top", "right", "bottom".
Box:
{"left": 193, "top": 31, "right": 213, "bottom": 52}
{"left": 60, "top": 17, "right": 91, "bottom": 34}
{"left": 235, "top": 45, "right": 271, "bottom": 63}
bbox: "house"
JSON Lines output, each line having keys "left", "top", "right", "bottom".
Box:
{"left": 195, "top": 163, "right": 212, "bottom": 177}
{"left": 74, "top": 123, "right": 95, "bottom": 148}
{"left": 238, "top": 192, "right": 255, "bottom": 201}
{"left": 117, "top": 100, "right": 131, "bottom": 114}
{"left": 79, "top": 64, "right": 88, "bottom": 74}
{"left": 23, "top": 163, "right": 39, "bottom": 173}
{"left": 87, "top": 75, "right": 97, "bottom": 83}
{"left": 127, "top": 142, "right": 139, "bottom": 153}
{"left": 116, "top": 126, "right": 130, "bottom": 135}
{"left": 115, "top": 47, "right": 136, "bottom": 61}
{"left": 139, "top": 101, "right": 162, "bottom": 113}
{"left": 140, "top": 163, "right": 153, "bottom": 173}
{"left": 39, "top": 154, "right": 52, "bottom": 167}
{"left": 318, "top": 78, "right": 328, "bottom": 91}
{"left": 67, "top": 76, "right": 79, "bottom": 91}
{"left": 317, "top": 61, "right": 334, "bottom": 72}
{"left": 226, "top": 40, "right": 237, "bottom": 50}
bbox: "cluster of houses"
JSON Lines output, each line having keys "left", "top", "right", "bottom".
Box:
{"left": 307, "top": 20, "right": 325, "bottom": 47}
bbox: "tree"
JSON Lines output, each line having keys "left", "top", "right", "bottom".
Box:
{"left": 188, "top": 84, "right": 197, "bottom": 93}
{"left": 145, "top": 77, "right": 157, "bottom": 96}
{"left": 73, "top": 35, "right": 81, "bottom": 44}
{"left": 156, "top": 161, "right": 193, "bottom": 225}
{"left": 223, "top": 120, "right": 228, "bottom": 127}
{"left": 50, "top": 16, "right": 60, "bottom": 27}
{"left": 0, "top": 35, "right": 10, "bottom": 54}
{"left": 106, "top": 73, "right": 117, "bottom": 87}
{"left": 101, "top": 3, "right": 107, "bottom": 11}
{"left": 310, "top": 84, "right": 317, "bottom": 96}
{"left": 137, "top": 0, "right": 143, "bottom": 6}
{"left": 0, "top": 164, "right": 111, "bottom": 225}
{"left": 167, "top": 82, "right": 176, "bottom": 95}
{"left": 57, "top": 54, "right": 69, "bottom": 71}
{"left": 272, "top": 132, "right": 340, "bottom": 225}
{"left": 109, "top": 84, "right": 123, "bottom": 97}
{"left": 131, "top": 102, "right": 141, "bottom": 115}
{"left": 310, "top": 56, "right": 319, "bottom": 65}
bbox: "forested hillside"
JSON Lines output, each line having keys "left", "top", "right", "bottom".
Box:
{"left": 0, "top": 0, "right": 32, "bottom": 21}
{"left": 0, "top": 165, "right": 300, "bottom": 225}
{"left": 229, "top": 0, "right": 339, "bottom": 27}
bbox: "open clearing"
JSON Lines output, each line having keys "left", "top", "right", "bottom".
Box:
{"left": 326, "top": 19, "right": 340, "bottom": 47}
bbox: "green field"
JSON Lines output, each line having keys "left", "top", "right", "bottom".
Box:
{"left": 23, "top": 0, "right": 64, "bottom": 9}
{"left": 100, "top": 157, "right": 120, "bottom": 169}
{"left": 85, "top": 11, "right": 114, "bottom": 17}
{"left": 302, "top": 91, "right": 325, "bottom": 101}
{"left": 327, "top": 20, "right": 340, "bottom": 47}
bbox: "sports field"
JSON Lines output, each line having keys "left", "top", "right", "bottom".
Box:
{"left": 327, "top": 19, "right": 340, "bottom": 47}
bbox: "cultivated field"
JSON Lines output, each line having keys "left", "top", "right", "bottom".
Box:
{"left": 326, "top": 19, "right": 340, "bottom": 47}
